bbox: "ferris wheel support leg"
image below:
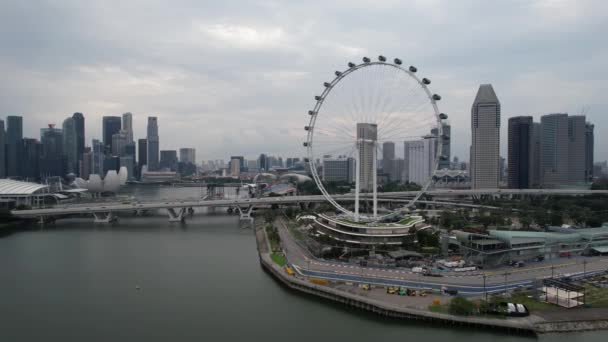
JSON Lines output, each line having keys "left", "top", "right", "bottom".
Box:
{"left": 373, "top": 142, "right": 378, "bottom": 218}
{"left": 354, "top": 141, "right": 360, "bottom": 222}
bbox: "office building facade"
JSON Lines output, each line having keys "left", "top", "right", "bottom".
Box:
{"left": 585, "top": 123, "right": 594, "bottom": 182}
{"left": 122, "top": 112, "right": 134, "bottom": 143}
{"left": 508, "top": 116, "right": 533, "bottom": 189}
{"left": 540, "top": 114, "right": 569, "bottom": 187}
{"left": 147, "top": 117, "right": 159, "bottom": 171}
{"left": 470, "top": 84, "right": 500, "bottom": 189}
{"left": 567, "top": 116, "right": 586, "bottom": 185}
{"left": 6, "top": 116, "right": 23, "bottom": 177}
{"left": 62, "top": 117, "right": 78, "bottom": 174}
{"left": 72, "top": 112, "right": 85, "bottom": 174}
{"left": 0, "top": 120, "right": 5, "bottom": 178}
{"left": 357, "top": 123, "right": 377, "bottom": 191}
{"left": 181, "top": 148, "right": 197, "bottom": 165}
{"left": 322, "top": 157, "right": 355, "bottom": 182}
{"left": 102, "top": 116, "right": 121, "bottom": 153}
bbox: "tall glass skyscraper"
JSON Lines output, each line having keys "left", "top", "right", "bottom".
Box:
{"left": 357, "top": 123, "right": 377, "bottom": 191}
{"left": 62, "top": 117, "right": 78, "bottom": 174}
{"left": 102, "top": 116, "right": 121, "bottom": 153}
{"left": 146, "top": 117, "right": 159, "bottom": 171}
{"left": 122, "top": 112, "right": 134, "bottom": 143}
{"left": 72, "top": 112, "right": 85, "bottom": 175}
{"left": 508, "top": 116, "right": 533, "bottom": 189}
{"left": 540, "top": 113, "right": 569, "bottom": 187}
{"left": 0, "top": 119, "right": 5, "bottom": 178}
{"left": 6, "top": 116, "right": 23, "bottom": 177}
{"left": 470, "top": 84, "right": 500, "bottom": 189}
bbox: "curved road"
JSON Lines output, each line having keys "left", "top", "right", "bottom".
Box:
{"left": 276, "top": 218, "right": 608, "bottom": 295}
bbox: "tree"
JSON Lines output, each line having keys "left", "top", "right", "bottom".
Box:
{"left": 519, "top": 214, "right": 532, "bottom": 228}
{"left": 448, "top": 297, "right": 476, "bottom": 316}
{"left": 264, "top": 210, "right": 277, "bottom": 224}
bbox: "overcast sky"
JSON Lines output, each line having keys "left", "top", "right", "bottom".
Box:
{"left": 1, "top": 0, "right": 607, "bottom": 163}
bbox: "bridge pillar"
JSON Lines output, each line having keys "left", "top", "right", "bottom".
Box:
{"left": 236, "top": 205, "right": 255, "bottom": 226}
{"left": 167, "top": 208, "right": 186, "bottom": 222}
{"left": 93, "top": 212, "right": 116, "bottom": 223}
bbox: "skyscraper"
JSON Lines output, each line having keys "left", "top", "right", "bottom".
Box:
{"left": 230, "top": 157, "right": 241, "bottom": 177}
{"left": 585, "top": 122, "right": 594, "bottom": 182}
{"left": 470, "top": 84, "right": 500, "bottom": 189}
{"left": 323, "top": 157, "right": 355, "bottom": 182}
{"left": 540, "top": 113, "right": 569, "bottom": 187}
{"left": 508, "top": 116, "right": 533, "bottom": 189}
{"left": 81, "top": 147, "right": 92, "bottom": 179}
{"left": 258, "top": 153, "right": 268, "bottom": 171}
{"left": 40, "top": 125, "right": 65, "bottom": 177}
{"left": 102, "top": 116, "right": 121, "bottom": 153}
{"left": 357, "top": 123, "right": 377, "bottom": 191}
{"left": 62, "top": 117, "right": 78, "bottom": 174}
{"left": 21, "top": 138, "right": 42, "bottom": 180}
{"left": 160, "top": 150, "right": 178, "bottom": 171}
{"left": 531, "top": 123, "right": 542, "bottom": 187}
{"left": 382, "top": 141, "right": 395, "bottom": 163}
{"left": 229, "top": 155, "right": 244, "bottom": 171}
{"left": 122, "top": 112, "right": 134, "bottom": 143}
{"left": 432, "top": 124, "right": 451, "bottom": 170}
{"left": 147, "top": 117, "right": 159, "bottom": 171}
{"left": 138, "top": 139, "right": 147, "bottom": 167}
{"left": 0, "top": 119, "right": 5, "bottom": 178}
{"left": 72, "top": 112, "right": 85, "bottom": 174}
{"left": 567, "top": 116, "right": 586, "bottom": 185}
{"left": 92, "top": 139, "right": 104, "bottom": 175}
{"left": 382, "top": 141, "right": 400, "bottom": 182}
{"left": 6, "top": 116, "right": 23, "bottom": 177}
{"left": 111, "top": 131, "right": 128, "bottom": 157}
{"left": 181, "top": 148, "right": 196, "bottom": 165}
{"left": 405, "top": 139, "right": 434, "bottom": 185}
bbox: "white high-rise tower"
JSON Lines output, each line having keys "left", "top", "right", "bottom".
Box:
{"left": 470, "top": 84, "right": 500, "bottom": 189}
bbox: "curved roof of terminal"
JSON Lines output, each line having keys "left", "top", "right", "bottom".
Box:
{"left": 490, "top": 230, "right": 587, "bottom": 243}
{"left": 0, "top": 179, "right": 49, "bottom": 195}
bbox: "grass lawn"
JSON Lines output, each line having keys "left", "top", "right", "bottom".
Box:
{"left": 398, "top": 217, "right": 418, "bottom": 225}
{"left": 584, "top": 285, "right": 608, "bottom": 307}
{"left": 428, "top": 304, "right": 449, "bottom": 314}
{"left": 271, "top": 253, "right": 287, "bottom": 267}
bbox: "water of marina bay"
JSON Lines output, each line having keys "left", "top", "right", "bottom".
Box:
{"left": 0, "top": 185, "right": 604, "bottom": 341}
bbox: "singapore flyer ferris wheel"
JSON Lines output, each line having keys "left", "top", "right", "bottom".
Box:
{"left": 304, "top": 56, "right": 448, "bottom": 223}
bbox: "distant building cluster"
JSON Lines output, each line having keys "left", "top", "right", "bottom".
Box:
{"left": 0, "top": 113, "right": 197, "bottom": 185}
{"left": 467, "top": 84, "right": 597, "bottom": 189}
{"left": 0, "top": 82, "right": 601, "bottom": 189}
{"left": 508, "top": 113, "right": 594, "bottom": 188}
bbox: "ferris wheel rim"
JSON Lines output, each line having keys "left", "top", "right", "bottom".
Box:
{"left": 305, "top": 59, "right": 444, "bottom": 221}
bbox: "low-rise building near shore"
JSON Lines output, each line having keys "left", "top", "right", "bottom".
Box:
{"left": 453, "top": 225, "right": 608, "bottom": 267}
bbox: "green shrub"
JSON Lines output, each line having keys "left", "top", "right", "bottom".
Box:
{"left": 448, "top": 297, "right": 476, "bottom": 316}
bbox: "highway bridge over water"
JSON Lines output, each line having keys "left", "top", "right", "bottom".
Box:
{"left": 10, "top": 188, "right": 608, "bottom": 223}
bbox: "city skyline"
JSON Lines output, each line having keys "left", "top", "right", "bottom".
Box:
{"left": 1, "top": 1, "right": 607, "bottom": 161}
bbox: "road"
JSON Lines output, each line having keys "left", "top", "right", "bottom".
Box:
{"left": 276, "top": 218, "right": 608, "bottom": 295}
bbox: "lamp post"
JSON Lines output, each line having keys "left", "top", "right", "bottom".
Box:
{"left": 503, "top": 271, "right": 510, "bottom": 297}
{"left": 583, "top": 259, "right": 587, "bottom": 279}
{"left": 483, "top": 273, "right": 487, "bottom": 302}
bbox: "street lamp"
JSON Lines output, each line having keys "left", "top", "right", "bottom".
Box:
{"left": 583, "top": 259, "right": 587, "bottom": 279}
{"left": 483, "top": 273, "right": 487, "bottom": 302}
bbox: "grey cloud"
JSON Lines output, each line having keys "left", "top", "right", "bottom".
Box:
{"left": 0, "top": 0, "right": 607, "bottom": 161}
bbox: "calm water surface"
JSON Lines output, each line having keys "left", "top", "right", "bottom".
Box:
{"left": 0, "top": 186, "right": 604, "bottom": 341}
